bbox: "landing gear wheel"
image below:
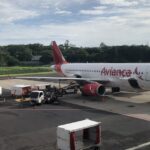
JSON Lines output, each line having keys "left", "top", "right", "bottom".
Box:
{"left": 112, "top": 87, "right": 120, "bottom": 93}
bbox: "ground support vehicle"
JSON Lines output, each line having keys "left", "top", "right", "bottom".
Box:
{"left": 15, "top": 82, "right": 80, "bottom": 105}
{"left": 0, "top": 86, "right": 2, "bottom": 97}
{"left": 44, "top": 83, "right": 79, "bottom": 104}
{"left": 61, "top": 82, "right": 79, "bottom": 95}
{"left": 44, "top": 86, "right": 60, "bottom": 104}
{"left": 30, "top": 90, "right": 45, "bottom": 105}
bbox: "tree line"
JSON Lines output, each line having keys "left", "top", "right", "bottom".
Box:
{"left": 0, "top": 42, "right": 150, "bottom": 66}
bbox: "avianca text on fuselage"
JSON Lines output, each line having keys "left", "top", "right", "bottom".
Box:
{"left": 101, "top": 67, "right": 133, "bottom": 77}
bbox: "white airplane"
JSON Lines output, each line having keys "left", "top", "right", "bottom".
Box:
{"left": 19, "top": 41, "right": 150, "bottom": 96}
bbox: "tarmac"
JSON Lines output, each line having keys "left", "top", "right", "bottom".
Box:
{"left": 62, "top": 93, "right": 150, "bottom": 122}
{"left": 0, "top": 78, "right": 150, "bottom": 150}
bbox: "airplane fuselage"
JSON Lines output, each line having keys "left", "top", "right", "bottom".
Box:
{"left": 60, "top": 63, "right": 150, "bottom": 91}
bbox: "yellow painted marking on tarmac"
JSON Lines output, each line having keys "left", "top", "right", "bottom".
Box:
{"left": 15, "top": 98, "right": 31, "bottom": 103}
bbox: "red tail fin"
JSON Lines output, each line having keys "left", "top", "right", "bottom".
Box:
{"left": 51, "top": 41, "right": 68, "bottom": 64}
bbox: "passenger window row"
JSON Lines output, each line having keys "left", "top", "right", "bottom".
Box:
{"left": 66, "top": 69, "right": 100, "bottom": 72}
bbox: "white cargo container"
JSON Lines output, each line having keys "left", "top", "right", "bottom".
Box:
{"left": 57, "top": 119, "right": 101, "bottom": 150}
{"left": 11, "top": 85, "right": 31, "bottom": 96}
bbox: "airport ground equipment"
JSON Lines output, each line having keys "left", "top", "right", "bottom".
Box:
{"left": 44, "top": 86, "right": 59, "bottom": 104}
{"left": 61, "top": 82, "right": 79, "bottom": 95}
{"left": 32, "top": 84, "right": 50, "bottom": 91}
{"left": 11, "top": 85, "right": 32, "bottom": 97}
{"left": 30, "top": 86, "right": 60, "bottom": 105}
{"left": 57, "top": 119, "right": 101, "bottom": 150}
{"left": 14, "top": 82, "right": 80, "bottom": 105}
{"left": 15, "top": 86, "right": 59, "bottom": 105}
{"left": 44, "top": 82, "right": 79, "bottom": 104}
{"left": 0, "top": 86, "right": 2, "bottom": 97}
{"left": 30, "top": 90, "right": 45, "bottom": 105}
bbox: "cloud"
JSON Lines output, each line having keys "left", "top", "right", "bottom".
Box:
{"left": 55, "top": 10, "right": 72, "bottom": 15}
{"left": 80, "top": 6, "right": 106, "bottom": 15}
{"left": 0, "top": 14, "right": 150, "bottom": 47}
{"left": 10, "top": 0, "right": 94, "bottom": 10}
{"left": 110, "top": 7, "right": 150, "bottom": 27}
{"left": 0, "top": 0, "right": 150, "bottom": 46}
{"left": 80, "top": 10, "right": 104, "bottom": 15}
{"left": 100, "top": 0, "right": 138, "bottom": 7}
{"left": 0, "top": 0, "right": 95, "bottom": 24}
{"left": 0, "top": 1, "right": 39, "bottom": 24}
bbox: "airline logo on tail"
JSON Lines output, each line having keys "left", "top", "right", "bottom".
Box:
{"left": 51, "top": 41, "right": 68, "bottom": 75}
{"left": 51, "top": 41, "right": 68, "bottom": 65}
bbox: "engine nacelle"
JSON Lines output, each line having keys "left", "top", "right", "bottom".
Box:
{"left": 81, "top": 82, "right": 105, "bottom": 96}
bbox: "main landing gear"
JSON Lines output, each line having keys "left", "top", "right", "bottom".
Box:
{"left": 112, "top": 87, "right": 120, "bottom": 93}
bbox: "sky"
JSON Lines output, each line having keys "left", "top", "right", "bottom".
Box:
{"left": 0, "top": 0, "right": 150, "bottom": 46}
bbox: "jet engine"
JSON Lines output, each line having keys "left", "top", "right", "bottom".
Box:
{"left": 81, "top": 82, "right": 105, "bottom": 96}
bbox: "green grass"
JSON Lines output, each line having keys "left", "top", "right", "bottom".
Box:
{"left": 0, "top": 66, "right": 52, "bottom": 76}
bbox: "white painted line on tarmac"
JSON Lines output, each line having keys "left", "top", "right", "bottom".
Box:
{"left": 126, "top": 141, "right": 150, "bottom": 150}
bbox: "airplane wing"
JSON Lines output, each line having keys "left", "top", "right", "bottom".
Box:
{"left": 16, "top": 76, "right": 110, "bottom": 84}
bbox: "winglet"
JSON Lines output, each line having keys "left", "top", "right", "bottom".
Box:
{"left": 51, "top": 41, "right": 68, "bottom": 64}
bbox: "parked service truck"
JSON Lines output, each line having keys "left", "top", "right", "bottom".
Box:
{"left": 30, "top": 90, "right": 45, "bottom": 105}
{"left": 57, "top": 119, "right": 101, "bottom": 150}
